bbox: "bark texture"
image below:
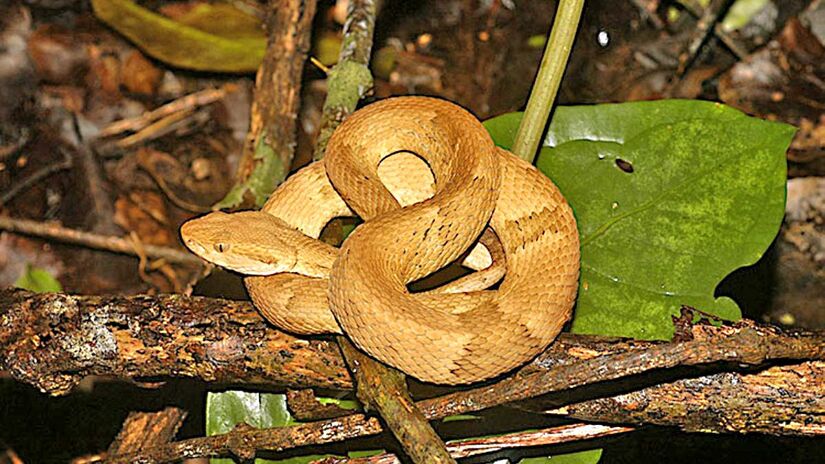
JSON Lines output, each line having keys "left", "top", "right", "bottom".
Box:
{"left": 0, "top": 289, "right": 350, "bottom": 394}
{"left": 2, "top": 288, "right": 823, "bottom": 441}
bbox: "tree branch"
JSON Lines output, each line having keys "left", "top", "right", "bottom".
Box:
{"left": 106, "top": 408, "right": 187, "bottom": 457}
{"left": 540, "top": 361, "right": 825, "bottom": 436}
{"left": 217, "top": 0, "right": 319, "bottom": 208}
{"left": 0, "top": 289, "right": 351, "bottom": 394}
{"left": 338, "top": 337, "right": 456, "bottom": 464}
{"left": 0, "top": 216, "right": 201, "bottom": 266}
{"left": 310, "top": 424, "right": 632, "bottom": 463}
{"left": 3, "top": 289, "right": 824, "bottom": 462}
{"left": 312, "top": 0, "right": 379, "bottom": 161}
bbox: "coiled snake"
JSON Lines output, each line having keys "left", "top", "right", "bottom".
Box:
{"left": 181, "top": 97, "right": 580, "bottom": 384}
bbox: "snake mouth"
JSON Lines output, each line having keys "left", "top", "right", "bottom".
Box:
{"left": 183, "top": 239, "right": 210, "bottom": 260}
{"left": 184, "top": 240, "right": 206, "bottom": 257}
{"left": 182, "top": 238, "right": 281, "bottom": 276}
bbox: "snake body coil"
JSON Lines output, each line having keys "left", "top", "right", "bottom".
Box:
{"left": 181, "top": 97, "right": 580, "bottom": 384}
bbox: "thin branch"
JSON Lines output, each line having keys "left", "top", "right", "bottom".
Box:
{"left": 540, "top": 361, "right": 825, "bottom": 435}
{"left": 675, "top": 0, "right": 735, "bottom": 77}
{"left": 0, "top": 216, "right": 202, "bottom": 266}
{"left": 416, "top": 312, "right": 825, "bottom": 421}
{"left": 511, "top": 0, "right": 585, "bottom": 163}
{"left": 287, "top": 389, "right": 354, "bottom": 421}
{"left": 110, "top": 108, "right": 206, "bottom": 152}
{"left": 96, "top": 86, "right": 235, "bottom": 138}
{"left": 338, "top": 338, "right": 456, "bottom": 464}
{"left": 106, "top": 408, "right": 187, "bottom": 458}
{"left": 310, "top": 423, "right": 633, "bottom": 463}
{"left": 0, "top": 148, "right": 72, "bottom": 207}
{"left": 312, "top": 0, "right": 379, "bottom": 160}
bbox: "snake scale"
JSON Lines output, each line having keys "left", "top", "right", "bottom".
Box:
{"left": 181, "top": 97, "right": 580, "bottom": 384}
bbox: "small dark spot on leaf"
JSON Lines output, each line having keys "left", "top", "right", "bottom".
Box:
{"left": 615, "top": 158, "right": 634, "bottom": 173}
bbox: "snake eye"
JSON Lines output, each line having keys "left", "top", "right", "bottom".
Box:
{"left": 214, "top": 243, "right": 229, "bottom": 253}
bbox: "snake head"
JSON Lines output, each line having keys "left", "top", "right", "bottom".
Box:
{"left": 180, "top": 211, "right": 299, "bottom": 276}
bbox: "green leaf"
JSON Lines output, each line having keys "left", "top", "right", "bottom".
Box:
{"left": 207, "top": 391, "right": 327, "bottom": 464}
{"left": 91, "top": 0, "right": 264, "bottom": 72}
{"left": 15, "top": 264, "right": 62, "bottom": 293}
{"left": 722, "top": 0, "right": 770, "bottom": 31}
{"left": 527, "top": 34, "right": 548, "bottom": 48}
{"left": 485, "top": 100, "right": 794, "bottom": 340}
{"left": 520, "top": 449, "right": 602, "bottom": 464}
{"left": 207, "top": 391, "right": 379, "bottom": 463}
{"left": 314, "top": 32, "right": 343, "bottom": 67}
{"left": 315, "top": 396, "right": 360, "bottom": 410}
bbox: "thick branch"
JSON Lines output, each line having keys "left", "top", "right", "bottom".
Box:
{"left": 0, "top": 289, "right": 350, "bottom": 394}
{"left": 218, "top": 0, "right": 318, "bottom": 208}
{"left": 3, "top": 289, "right": 825, "bottom": 459}
{"left": 540, "top": 361, "right": 825, "bottom": 436}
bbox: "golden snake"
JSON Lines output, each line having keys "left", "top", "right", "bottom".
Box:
{"left": 181, "top": 97, "right": 580, "bottom": 384}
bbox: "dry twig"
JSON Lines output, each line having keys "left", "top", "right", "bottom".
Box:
{"left": 97, "top": 86, "right": 234, "bottom": 138}
{"left": 0, "top": 216, "right": 201, "bottom": 266}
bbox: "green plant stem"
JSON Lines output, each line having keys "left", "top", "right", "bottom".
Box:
{"left": 511, "top": 0, "right": 585, "bottom": 163}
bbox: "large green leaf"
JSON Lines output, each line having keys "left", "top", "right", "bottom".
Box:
{"left": 485, "top": 100, "right": 793, "bottom": 340}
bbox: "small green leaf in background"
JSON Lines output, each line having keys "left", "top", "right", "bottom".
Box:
{"left": 207, "top": 391, "right": 379, "bottom": 463}
{"left": 527, "top": 34, "right": 548, "bottom": 49}
{"left": 485, "top": 100, "right": 794, "bottom": 340}
{"left": 441, "top": 413, "right": 481, "bottom": 423}
{"left": 722, "top": 0, "right": 771, "bottom": 31}
{"left": 207, "top": 391, "right": 327, "bottom": 464}
{"left": 314, "top": 31, "right": 344, "bottom": 67}
{"left": 520, "top": 449, "right": 603, "bottom": 464}
{"left": 371, "top": 46, "right": 399, "bottom": 80}
{"left": 315, "top": 396, "right": 359, "bottom": 410}
{"left": 91, "top": 0, "right": 265, "bottom": 72}
{"left": 15, "top": 264, "right": 62, "bottom": 293}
